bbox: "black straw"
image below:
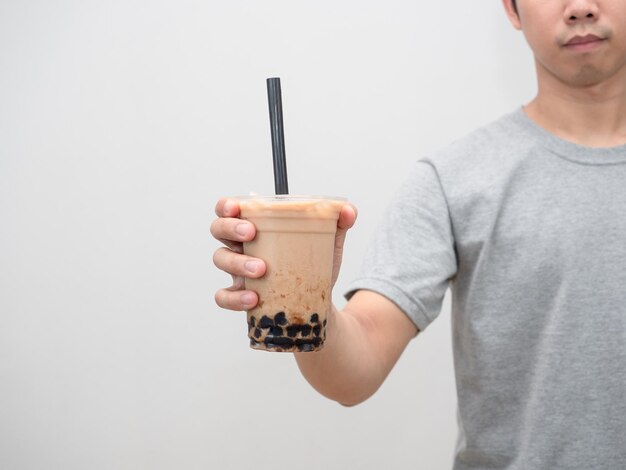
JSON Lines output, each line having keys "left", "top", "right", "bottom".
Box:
{"left": 267, "top": 77, "right": 289, "bottom": 195}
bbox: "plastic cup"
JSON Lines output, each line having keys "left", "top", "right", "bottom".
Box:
{"left": 235, "top": 195, "right": 345, "bottom": 352}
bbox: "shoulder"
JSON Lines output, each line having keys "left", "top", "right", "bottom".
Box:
{"left": 415, "top": 108, "right": 534, "bottom": 196}
{"left": 424, "top": 108, "right": 528, "bottom": 171}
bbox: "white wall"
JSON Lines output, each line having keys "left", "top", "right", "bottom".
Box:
{"left": 0, "top": 1, "right": 535, "bottom": 469}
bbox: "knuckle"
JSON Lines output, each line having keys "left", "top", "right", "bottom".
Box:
{"left": 213, "top": 247, "right": 244, "bottom": 276}
{"left": 210, "top": 218, "right": 240, "bottom": 245}
{"left": 213, "top": 247, "right": 232, "bottom": 271}
{"left": 215, "top": 289, "right": 232, "bottom": 309}
{"left": 215, "top": 289, "right": 241, "bottom": 311}
{"left": 212, "top": 248, "right": 222, "bottom": 268}
{"left": 209, "top": 218, "right": 220, "bottom": 239}
{"left": 214, "top": 289, "right": 225, "bottom": 307}
{"left": 209, "top": 220, "right": 219, "bottom": 239}
{"left": 214, "top": 197, "right": 227, "bottom": 216}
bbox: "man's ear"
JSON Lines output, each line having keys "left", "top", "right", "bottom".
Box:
{"left": 502, "top": 0, "right": 522, "bottom": 30}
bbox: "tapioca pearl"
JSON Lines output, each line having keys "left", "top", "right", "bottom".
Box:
{"left": 297, "top": 343, "right": 315, "bottom": 352}
{"left": 312, "top": 325, "right": 321, "bottom": 337}
{"left": 286, "top": 325, "right": 300, "bottom": 337}
{"left": 265, "top": 337, "right": 295, "bottom": 347}
{"left": 250, "top": 338, "right": 265, "bottom": 349}
{"left": 295, "top": 337, "right": 323, "bottom": 349}
{"left": 310, "top": 313, "right": 319, "bottom": 323}
{"left": 259, "top": 315, "right": 274, "bottom": 329}
{"left": 274, "top": 312, "right": 287, "bottom": 325}
{"left": 270, "top": 326, "right": 284, "bottom": 337}
{"left": 300, "top": 324, "right": 312, "bottom": 336}
{"left": 254, "top": 328, "right": 262, "bottom": 339}
{"left": 248, "top": 316, "right": 256, "bottom": 327}
{"left": 323, "top": 319, "right": 327, "bottom": 327}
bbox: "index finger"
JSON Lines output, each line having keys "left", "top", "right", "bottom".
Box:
{"left": 215, "top": 197, "right": 241, "bottom": 218}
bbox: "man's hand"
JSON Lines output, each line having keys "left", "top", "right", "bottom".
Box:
{"left": 210, "top": 197, "right": 358, "bottom": 311}
{"left": 211, "top": 198, "right": 266, "bottom": 311}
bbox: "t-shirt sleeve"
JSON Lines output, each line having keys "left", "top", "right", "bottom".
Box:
{"left": 345, "top": 160, "right": 458, "bottom": 332}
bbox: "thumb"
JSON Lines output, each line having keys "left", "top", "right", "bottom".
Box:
{"left": 332, "top": 203, "right": 358, "bottom": 286}
{"left": 336, "top": 202, "right": 358, "bottom": 244}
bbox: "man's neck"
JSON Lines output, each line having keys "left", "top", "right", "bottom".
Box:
{"left": 524, "top": 64, "right": 626, "bottom": 148}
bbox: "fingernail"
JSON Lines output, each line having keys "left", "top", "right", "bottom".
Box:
{"left": 244, "top": 260, "right": 261, "bottom": 273}
{"left": 241, "top": 292, "right": 255, "bottom": 306}
{"left": 235, "top": 223, "right": 250, "bottom": 236}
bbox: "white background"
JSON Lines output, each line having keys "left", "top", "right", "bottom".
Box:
{"left": 0, "top": 1, "right": 535, "bottom": 469}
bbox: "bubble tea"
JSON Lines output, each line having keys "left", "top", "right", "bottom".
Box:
{"left": 237, "top": 196, "right": 344, "bottom": 352}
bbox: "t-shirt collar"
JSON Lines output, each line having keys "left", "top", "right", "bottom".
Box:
{"left": 512, "top": 106, "right": 626, "bottom": 166}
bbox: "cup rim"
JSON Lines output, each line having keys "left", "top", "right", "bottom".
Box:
{"left": 232, "top": 195, "right": 347, "bottom": 202}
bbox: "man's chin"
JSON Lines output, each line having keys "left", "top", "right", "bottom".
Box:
{"left": 569, "top": 64, "right": 607, "bottom": 87}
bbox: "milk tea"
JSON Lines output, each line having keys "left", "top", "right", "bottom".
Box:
{"left": 237, "top": 196, "right": 344, "bottom": 352}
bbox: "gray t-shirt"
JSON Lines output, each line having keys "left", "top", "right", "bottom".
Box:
{"left": 346, "top": 108, "right": 626, "bottom": 469}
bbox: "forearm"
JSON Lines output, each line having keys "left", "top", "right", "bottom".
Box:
{"left": 294, "top": 291, "right": 418, "bottom": 406}
{"left": 294, "top": 305, "right": 382, "bottom": 406}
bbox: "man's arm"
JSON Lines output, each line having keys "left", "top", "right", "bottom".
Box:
{"left": 212, "top": 197, "right": 417, "bottom": 406}
{"left": 294, "top": 290, "right": 418, "bottom": 406}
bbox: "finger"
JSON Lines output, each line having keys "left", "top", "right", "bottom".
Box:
{"left": 335, "top": 203, "right": 358, "bottom": 249}
{"left": 215, "top": 287, "right": 259, "bottom": 311}
{"left": 328, "top": 204, "right": 356, "bottom": 285}
{"left": 213, "top": 247, "right": 267, "bottom": 278}
{"left": 338, "top": 203, "right": 358, "bottom": 230}
{"left": 215, "top": 197, "right": 241, "bottom": 218}
{"left": 210, "top": 217, "right": 256, "bottom": 244}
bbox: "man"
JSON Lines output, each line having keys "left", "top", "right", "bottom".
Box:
{"left": 211, "top": 1, "right": 626, "bottom": 468}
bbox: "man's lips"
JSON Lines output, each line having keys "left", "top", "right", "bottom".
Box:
{"left": 565, "top": 34, "right": 604, "bottom": 46}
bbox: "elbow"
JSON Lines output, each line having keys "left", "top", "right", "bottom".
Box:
{"left": 338, "top": 399, "right": 362, "bottom": 408}
{"left": 335, "top": 390, "right": 375, "bottom": 407}
{"left": 309, "top": 384, "right": 374, "bottom": 407}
